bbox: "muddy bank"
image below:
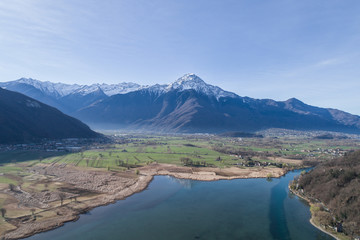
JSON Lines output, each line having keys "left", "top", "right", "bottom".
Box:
{"left": 139, "top": 163, "right": 286, "bottom": 181}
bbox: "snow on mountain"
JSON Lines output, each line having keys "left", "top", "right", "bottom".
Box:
{"left": 98, "top": 82, "right": 142, "bottom": 96}
{"left": 72, "top": 83, "right": 142, "bottom": 96}
{"left": 166, "top": 73, "right": 238, "bottom": 99}
{"left": 15, "top": 78, "right": 81, "bottom": 97}
{"left": 139, "top": 73, "right": 238, "bottom": 99}
{"left": 1, "top": 74, "right": 239, "bottom": 100}
{"left": 1, "top": 78, "right": 143, "bottom": 97}
{"left": 139, "top": 84, "right": 167, "bottom": 95}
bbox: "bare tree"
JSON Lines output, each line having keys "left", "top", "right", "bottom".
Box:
{"left": 0, "top": 208, "right": 6, "bottom": 218}
{"left": 8, "top": 184, "right": 15, "bottom": 191}
{"left": 59, "top": 193, "right": 66, "bottom": 206}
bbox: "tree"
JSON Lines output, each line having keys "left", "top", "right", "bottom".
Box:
{"left": 59, "top": 193, "right": 66, "bottom": 206}
{"left": 0, "top": 208, "right": 6, "bottom": 218}
{"left": 9, "top": 184, "right": 15, "bottom": 191}
{"left": 180, "top": 157, "right": 192, "bottom": 166}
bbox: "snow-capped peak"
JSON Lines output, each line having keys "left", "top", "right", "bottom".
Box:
{"left": 1, "top": 74, "right": 239, "bottom": 100}
{"left": 71, "top": 82, "right": 142, "bottom": 96}
{"left": 167, "top": 73, "right": 205, "bottom": 89}
{"left": 16, "top": 78, "right": 81, "bottom": 97}
{"left": 166, "top": 73, "right": 238, "bottom": 99}
{"left": 1, "top": 78, "right": 144, "bottom": 98}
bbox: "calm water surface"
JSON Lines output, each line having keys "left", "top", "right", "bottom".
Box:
{"left": 27, "top": 170, "right": 333, "bottom": 240}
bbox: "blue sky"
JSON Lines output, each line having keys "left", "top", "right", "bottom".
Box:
{"left": 0, "top": 0, "right": 360, "bottom": 114}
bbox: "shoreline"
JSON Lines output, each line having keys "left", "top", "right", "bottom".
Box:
{"left": 4, "top": 174, "right": 154, "bottom": 240}
{"left": 3, "top": 163, "right": 286, "bottom": 240}
{"left": 309, "top": 219, "right": 340, "bottom": 240}
{"left": 289, "top": 188, "right": 341, "bottom": 240}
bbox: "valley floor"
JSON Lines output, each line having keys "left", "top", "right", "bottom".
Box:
{"left": 1, "top": 133, "right": 359, "bottom": 239}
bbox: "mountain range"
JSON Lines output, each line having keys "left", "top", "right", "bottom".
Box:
{"left": 1, "top": 73, "right": 360, "bottom": 134}
{"left": 0, "top": 88, "right": 99, "bottom": 144}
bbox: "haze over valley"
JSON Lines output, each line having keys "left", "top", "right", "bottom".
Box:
{"left": 2, "top": 73, "right": 360, "bottom": 135}
{"left": 1, "top": 1, "right": 360, "bottom": 240}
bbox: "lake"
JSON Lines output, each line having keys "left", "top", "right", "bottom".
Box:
{"left": 26, "top": 169, "right": 333, "bottom": 240}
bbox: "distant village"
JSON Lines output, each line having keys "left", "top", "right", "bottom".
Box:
{"left": 0, "top": 138, "right": 111, "bottom": 153}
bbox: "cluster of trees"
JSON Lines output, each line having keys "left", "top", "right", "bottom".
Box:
{"left": 180, "top": 157, "right": 208, "bottom": 167}
{"left": 212, "top": 145, "right": 257, "bottom": 157}
{"left": 218, "top": 131, "right": 263, "bottom": 138}
{"left": 114, "top": 159, "right": 137, "bottom": 169}
{"left": 293, "top": 150, "right": 360, "bottom": 237}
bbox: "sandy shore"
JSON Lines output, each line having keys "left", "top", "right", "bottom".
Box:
{"left": 3, "top": 163, "right": 285, "bottom": 240}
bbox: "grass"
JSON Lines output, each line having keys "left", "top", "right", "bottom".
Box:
{"left": 0, "top": 176, "right": 18, "bottom": 185}
{"left": 0, "top": 151, "right": 67, "bottom": 165}
{"left": 0, "top": 166, "right": 22, "bottom": 174}
{"left": 37, "top": 136, "right": 360, "bottom": 171}
{"left": 46, "top": 143, "right": 239, "bottom": 169}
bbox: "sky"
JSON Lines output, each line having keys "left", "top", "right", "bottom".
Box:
{"left": 0, "top": 0, "right": 360, "bottom": 115}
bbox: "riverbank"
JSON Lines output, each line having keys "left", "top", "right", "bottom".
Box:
{"left": 289, "top": 188, "right": 345, "bottom": 240}
{"left": 1, "top": 163, "right": 286, "bottom": 240}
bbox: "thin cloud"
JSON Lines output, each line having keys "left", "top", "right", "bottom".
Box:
{"left": 316, "top": 58, "right": 341, "bottom": 66}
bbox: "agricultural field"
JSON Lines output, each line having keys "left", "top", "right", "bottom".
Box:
{"left": 2, "top": 134, "right": 360, "bottom": 173}
{"left": 0, "top": 133, "right": 359, "bottom": 237}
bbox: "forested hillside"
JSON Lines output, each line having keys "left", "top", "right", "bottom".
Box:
{"left": 292, "top": 150, "right": 360, "bottom": 237}
{"left": 0, "top": 88, "right": 99, "bottom": 143}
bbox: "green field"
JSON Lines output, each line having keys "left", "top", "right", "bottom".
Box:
{"left": 41, "top": 140, "right": 238, "bottom": 170}
{"left": 1, "top": 135, "right": 359, "bottom": 173}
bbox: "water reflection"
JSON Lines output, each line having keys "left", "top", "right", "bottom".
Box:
{"left": 166, "top": 176, "right": 193, "bottom": 189}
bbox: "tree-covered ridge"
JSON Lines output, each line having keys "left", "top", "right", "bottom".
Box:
{"left": 294, "top": 150, "right": 360, "bottom": 237}
{"left": 0, "top": 88, "right": 99, "bottom": 143}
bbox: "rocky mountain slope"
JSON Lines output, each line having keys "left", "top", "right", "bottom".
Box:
{"left": 1, "top": 74, "right": 360, "bottom": 133}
